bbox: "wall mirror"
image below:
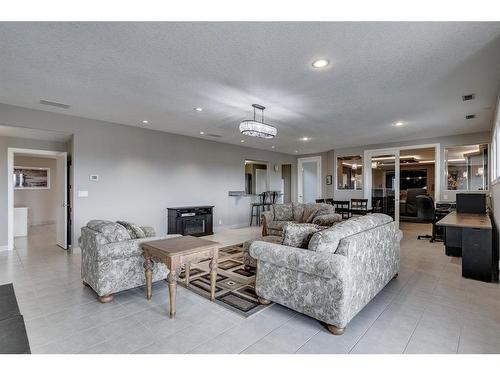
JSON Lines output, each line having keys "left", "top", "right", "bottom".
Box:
{"left": 445, "top": 144, "right": 488, "bottom": 191}
{"left": 337, "top": 155, "right": 363, "bottom": 190}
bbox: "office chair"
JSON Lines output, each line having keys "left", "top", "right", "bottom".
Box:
{"left": 416, "top": 195, "right": 437, "bottom": 242}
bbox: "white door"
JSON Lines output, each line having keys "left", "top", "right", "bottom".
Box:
{"left": 298, "top": 157, "right": 322, "bottom": 203}
{"left": 364, "top": 148, "right": 400, "bottom": 224}
{"left": 56, "top": 153, "right": 68, "bottom": 249}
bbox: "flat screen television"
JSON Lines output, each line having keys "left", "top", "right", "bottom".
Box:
{"left": 456, "top": 193, "right": 486, "bottom": 214}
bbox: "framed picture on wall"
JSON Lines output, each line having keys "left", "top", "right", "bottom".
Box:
{"left": 326, "top": 175, "right": 333, "bottom": 185}
{"left": 13, "top": 166, "right": 50, "bottom": 189}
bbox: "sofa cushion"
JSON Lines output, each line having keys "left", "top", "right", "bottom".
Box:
{"left": 86, "top": 220, "right": 131, "bottom": 243}
{"left": 302, "top": 203, "right": 334, "bottom": 223}
{"left": 308, "top": 213, "right": 393, "bottom": 253}
{"left": 116, "top": 221, "right": 146, "bottom": 239}
{"left": 273, "top": 203, "right": 294, "bottom": 221}
{"left": 292, "top": 203, "right": 305, "bottom": 222}
{"left": 312, "top": 213, "right": 343, "bottom": 226}
{"left": 282, "top": 223, "right": 321, "bottom": 249}
{"left": 267, "top": 220, "right": 294, "bottom": 231}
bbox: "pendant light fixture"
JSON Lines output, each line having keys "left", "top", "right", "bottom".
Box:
{"left": 239, "top": 104, "right": 277, "bottom": 139}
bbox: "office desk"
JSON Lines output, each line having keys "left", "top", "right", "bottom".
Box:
{"left": 437, "top": 212, "right": 497, "bottom": 282}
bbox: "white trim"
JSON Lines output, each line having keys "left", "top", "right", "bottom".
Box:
{"left": 8, "top": 148, "right": 67, "bottom": 251}
{"left": 297, "top": 156, "right": 322, "bottom": 203}
{"left": 0, "top": 245, "right": 12, "bottom": 251}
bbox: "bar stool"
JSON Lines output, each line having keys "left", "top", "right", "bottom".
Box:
{"left": 250, "top": 193, "right": 265, "bottom": 226}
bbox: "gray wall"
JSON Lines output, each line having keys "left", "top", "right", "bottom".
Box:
{"left": 0, "top": 103, "right": 297, "bottom": 248}
{"left": 14, "top": 155, "right": 58, "bottom": 226}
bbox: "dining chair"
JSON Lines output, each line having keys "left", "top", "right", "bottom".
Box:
{"left": 332, "top": 200, "right": 350, "bottom": 220}
{"left": 350, "top": 198, "right": 370, "bottom": 216}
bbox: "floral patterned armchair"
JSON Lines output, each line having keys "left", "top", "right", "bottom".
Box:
{"left": 80, "top": 220, "right": 180, "bottom": 302}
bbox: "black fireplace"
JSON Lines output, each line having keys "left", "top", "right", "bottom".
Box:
{"left": 167, "top": 206, "right": 214, "bottom": 237}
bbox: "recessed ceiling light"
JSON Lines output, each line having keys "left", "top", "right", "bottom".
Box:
{"left": 193, "top": 107, "right": 203, "bottom": 112}
{"left": 394, "top": 121, "right": 404, "bottom": 127}
{"left": 295, "top": 150, "right": 299, "bottom": 153}
{"left": 199, "top": 131, "right": 205, "bottom": 135}
{"left": 300, "top": 137, "right": 310, "bottom": 141}
{"left": 240, "top": 139, "right": 245, "bottom": 143}
{"left": 271, "top": 145, "right": 275, "bottom": 149}
{"left": 312, "top": 59, "right": 329, "bottom": 69}
{"left": 142, "top": 120, "right": 148, "bottom": 125}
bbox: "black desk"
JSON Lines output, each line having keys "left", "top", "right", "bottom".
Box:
{"left": 437, "top": 212, "right": 498, "bottom": 283}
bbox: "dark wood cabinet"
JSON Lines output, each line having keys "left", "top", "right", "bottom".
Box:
{"left": 462, "top": 227, "right": 493, "bottom": 282}
{"left": 167, "top": 206, "right": 214, "bottom": 237}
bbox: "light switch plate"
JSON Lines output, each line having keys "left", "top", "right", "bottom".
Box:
{"left": 78, "top": 190, "right": 89, "bottom": 198}
{"left": 89, "top": 175, "right": 99, "bottom": 182}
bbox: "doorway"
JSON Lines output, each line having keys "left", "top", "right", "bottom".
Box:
{"left": 364, "top": 144, "right": 440, "bottom": 225}
{"left": 298, "top": 156, "right": 322, "bottom": 203}
{"left": 281, "top": 164, "right": 292, "bottom": 203}
{"left": 8, "top": 148, "right": 68, "bottom": 250}
{"left": 364, "top": 149, "right": 400, "bottom": 223}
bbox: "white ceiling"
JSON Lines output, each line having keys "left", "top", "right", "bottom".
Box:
{"left": 0, "top": 22, "right": 499, "bottom": 154}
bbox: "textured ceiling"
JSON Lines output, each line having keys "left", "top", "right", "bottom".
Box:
{"left": 0, "top": 22, "right": 499, "bottom": 154}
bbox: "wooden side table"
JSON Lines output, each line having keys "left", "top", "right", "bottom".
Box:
{"left": 142, "top": 236, "right": 220, "bottom": 318}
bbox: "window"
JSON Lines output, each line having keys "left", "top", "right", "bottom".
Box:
{"left": 337, "top": 155, "right": 362, "bottom": 190}
{"left": 445, "top": 144, "right": 488, "bottom": 191}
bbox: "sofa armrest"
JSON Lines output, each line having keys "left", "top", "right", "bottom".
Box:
{"left": 312, "top": 213, "right": 342, "bottom": 226}
{"left": 249, "top": 241, "right": 348, "bottom": 279}
{"left": 261, "top": 210, "right": 274, "bottom": 236}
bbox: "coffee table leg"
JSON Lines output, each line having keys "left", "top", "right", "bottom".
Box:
{"left": 167, "top": 269, "right": 177, "bottom": 318}
{"left": 209, "top": 257, "right": 218, "bottom": 301}
{"left": 185, "top": 263, "right": 190, "bottom": 287}
{"left": 144, "top": 255, "right": 153, "bottom": 300}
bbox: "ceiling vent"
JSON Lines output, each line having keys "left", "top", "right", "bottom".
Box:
{"left": 206, "top": 133, "right": 222, "bottom": 138}
{"left": 462, "top": 94, "right": 475, "bottom": 101}
{"left": 465, "top": 114, "right": 476, "bottom": 120}
{"left": 40, "top": 99, "right": 70, "bottom": 109}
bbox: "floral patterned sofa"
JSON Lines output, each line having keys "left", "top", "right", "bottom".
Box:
{"left": 261, "top": 202, "right": 342, "bottom": 237}
{"left": 250, "top": 214, "right": 401, "bottom": 335}
{"left": 80, "top": 220, "right": 181, "bottom": 302}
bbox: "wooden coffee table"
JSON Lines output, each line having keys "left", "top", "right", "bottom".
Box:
{"left": 142, "top": 235, "right": 220, "bottom": 318}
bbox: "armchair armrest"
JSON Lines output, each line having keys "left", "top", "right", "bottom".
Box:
{"left": 249, "top": 241, "right": 348, "bottom": 279}
{"left": 312, "top": 213, "right": 342, "bottom": 226}
{"left": 140, "top": 226, "right": 156, "bottom": 237}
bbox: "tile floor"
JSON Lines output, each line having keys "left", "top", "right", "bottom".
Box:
{"left": 1, "top": 222, "right": 500, "bottom": 354}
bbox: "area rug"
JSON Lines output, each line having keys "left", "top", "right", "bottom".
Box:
{"left": 0, "top": 283, "right": 31, "bottom": 354}
{"left": 177, "top": 243, "right": 273, "bottom": 317}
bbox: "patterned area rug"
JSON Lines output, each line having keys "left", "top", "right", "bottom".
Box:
{"left": 177, "top": 243, "right": 273, "bottom": 317}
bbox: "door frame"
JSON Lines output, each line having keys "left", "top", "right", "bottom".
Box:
{"left": 297, "top": 156, "right": 322, "bottom": 203}
{"left": 7, "top": 148, "right": 68, "bottom": 251}
{"left": 363, "top": 148, "right": 400, "bottom": 223}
